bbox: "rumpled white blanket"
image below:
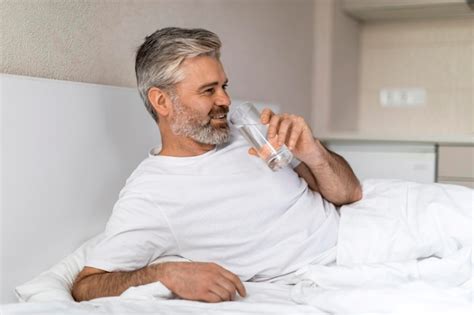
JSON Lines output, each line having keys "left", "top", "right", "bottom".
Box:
{"left": 291, "top": 179, "right": 473, "bottom": 314}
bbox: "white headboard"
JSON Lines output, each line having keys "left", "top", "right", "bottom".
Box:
{"left": 0, "top": 74, "right": 161, "bottom": 303}
{"left": 0, "top": 74, "right": 279, "bottom": 303}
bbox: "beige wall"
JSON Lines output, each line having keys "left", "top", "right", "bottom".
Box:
{"left": 328, "top": 0, "right": 360, "bottom": 132}
{"left": 357, "top": 17, "right": 474, "bottom": 137}
{"left": 0, "top": 0, "right": 314, "bottom": 119}
{"left": 311, "top": 0, "right": 360, "bottom": 135}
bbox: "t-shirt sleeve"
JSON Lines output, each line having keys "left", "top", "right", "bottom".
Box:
{"left": 85, "top": 192, "right": 176, "bottom": 272}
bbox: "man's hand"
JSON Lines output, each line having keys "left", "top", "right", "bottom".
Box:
{"left": 248, "top": 108, "right": 322, "bottom": 165}
{"left": 159, "top": 261, "right": 247, "bottom": 303}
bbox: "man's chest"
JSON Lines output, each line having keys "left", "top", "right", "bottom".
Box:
{"left": 148, "top": 168, "right": 305, "bottom": 248}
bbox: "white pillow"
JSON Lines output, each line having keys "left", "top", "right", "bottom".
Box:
{"left": 14, "top": 233, "right": 189, "bottom": 302}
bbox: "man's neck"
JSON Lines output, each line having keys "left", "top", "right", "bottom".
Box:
{"left": 159, "top": 135, "right": 216, "bottom": 157}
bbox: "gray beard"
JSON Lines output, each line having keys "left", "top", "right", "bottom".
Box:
{"left": 169, "top": 97, "right": 231, "bottom": 145}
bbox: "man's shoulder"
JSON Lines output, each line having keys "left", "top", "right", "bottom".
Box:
{"left": 116, "top": 155, "right": 167, "bottom": 193}
{"left": 133, "top": 154, "right": 166, "bottom": 173}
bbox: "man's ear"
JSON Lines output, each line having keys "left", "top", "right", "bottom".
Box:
{"left": 148, "top": 87, "right": 172, "bottom": 117}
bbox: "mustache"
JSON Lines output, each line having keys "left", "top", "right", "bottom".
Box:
{"left": 209, "top": 107, "right": 229, "bottom": 116}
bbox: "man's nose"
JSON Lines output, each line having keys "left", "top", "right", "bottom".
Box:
{"left": 215, "top": 90, "right": 231, "bottom": 108}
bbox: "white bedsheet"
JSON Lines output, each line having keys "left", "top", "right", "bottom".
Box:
{"left": 2, "top": 179, "right": 472, "bottom": 314}
{"left": 2, "top": 282, "right": 324, "bottom": 315}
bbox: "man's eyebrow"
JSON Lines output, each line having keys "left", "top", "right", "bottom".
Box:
{"left": 198, "top": 79, "right": 229, "bottom": 91}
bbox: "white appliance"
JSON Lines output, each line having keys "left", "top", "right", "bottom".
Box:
{"left": 326, "top": 142, "right": 436, "bottom": 183}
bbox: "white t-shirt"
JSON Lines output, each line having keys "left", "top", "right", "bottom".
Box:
{"left": 86, "top": 127, "right": 339, "bottom": 281}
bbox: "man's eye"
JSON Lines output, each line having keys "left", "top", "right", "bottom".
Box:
{"left": 223, "top": 84, "right": 228, "bottom": 90}
{"left": 205, "top": 88, "right": 215, "bottom": 94}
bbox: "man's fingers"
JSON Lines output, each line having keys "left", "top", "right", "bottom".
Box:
{"left": 166, "top": 262, "right": 246, "bottom": 303}
{"left": 204, "top": 291, "right": 223, "bottom": 303}
{"left": 260, "top": 108, "right": 273, "bottom": 124}
{"left": 277, "top": 119, "right": 292, "bottom": 146}
{"left": 267, "top": 114, "right": 281, "bottom": 139}
{"left": 288, "top": 124, "right": 303, "bottom": 150}
{"left": 248, "top": 147, "right": 258, "bottom": 157}
{"left": 209, "top": 284, "right": 232, "bottom": 301}
{"left": 219, "top": 269, "right": 247, "bottom": 297}
{"left": 215, "top": 278, "right": 238, "bottom": 300}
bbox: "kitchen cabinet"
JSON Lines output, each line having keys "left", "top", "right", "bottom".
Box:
{"left": 343, "top": 0, "right": 474, "bottom": 21}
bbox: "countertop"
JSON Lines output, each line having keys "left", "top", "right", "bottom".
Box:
{"left": 317, "top": 132, "right": 474, "bottom": 146}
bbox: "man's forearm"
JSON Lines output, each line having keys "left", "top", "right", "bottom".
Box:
{"left": 72, "top": 263, "right": 164, "bottom": 302}
{"left": 304, "top": 139, "right": 362, "bottom": 206}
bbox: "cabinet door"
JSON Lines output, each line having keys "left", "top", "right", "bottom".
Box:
{"left": 437, "top": 146, "right": 474, "bottom": 188}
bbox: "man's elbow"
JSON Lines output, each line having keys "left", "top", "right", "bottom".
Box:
{"left": 350, "top": 183, "right": 363, "bottom": 203}
{"left": 71, "top": 278, "right": 87, "bottom": 302}
{"left": 71, "top": 267, "right": 105, "bottom": 302}
{"left": 334, "top": 183, "right": 362, "bottom": 207}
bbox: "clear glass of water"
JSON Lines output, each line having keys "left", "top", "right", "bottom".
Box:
{"left": 229, "top": 102, "right": 293, "bottom": 171}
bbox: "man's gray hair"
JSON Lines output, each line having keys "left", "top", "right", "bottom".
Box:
{"left": 135, "top": 27, "right": 222, "bottom": 121}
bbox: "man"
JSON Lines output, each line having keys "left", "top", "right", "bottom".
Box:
{"left": 72, "top": 27, "right": 362, "bottom": 303}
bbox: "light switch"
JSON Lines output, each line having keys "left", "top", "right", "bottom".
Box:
{"left": 379, "top": 88, "right": 426, "bottom": 107}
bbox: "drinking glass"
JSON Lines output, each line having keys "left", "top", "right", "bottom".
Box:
{"left": 229, "top": 102, "right": 293, "bottom": 171}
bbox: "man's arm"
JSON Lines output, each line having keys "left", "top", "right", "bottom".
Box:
{"left": 72, "top": 262, "right": 246, "bottom": 302}
{"left": 72, "top": 265, "right": 163, "bottom": 301}
{"left": 259, "top": 109, "right": 362, "bottom": 206}
{"left": 293, "top": 143, "right": 362, "bottom": 206}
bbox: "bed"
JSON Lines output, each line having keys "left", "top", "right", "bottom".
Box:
{"left": 1, "top": 74, "right": 472, "bottom": 314}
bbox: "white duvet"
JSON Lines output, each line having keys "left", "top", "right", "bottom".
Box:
{"left": 2, "top": 179, "right": 472, "bottom": 314}
{"left": 290, "top": 179, "right": 473, "bottom": 314}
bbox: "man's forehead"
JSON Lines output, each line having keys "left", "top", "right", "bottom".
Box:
{"left": 179, "top": 56, "right": 227, "bottom": 87}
